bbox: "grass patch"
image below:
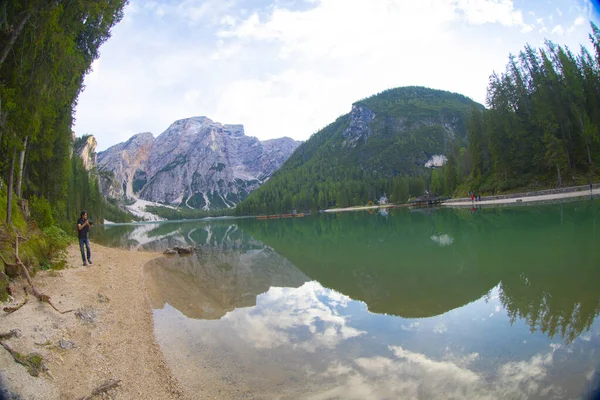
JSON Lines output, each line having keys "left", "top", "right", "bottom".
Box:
{"left": 0, "top": 185, "right": 73, "bottom": 299}
{"left": 14, "top": 351, "right": 46, "bottom": 377}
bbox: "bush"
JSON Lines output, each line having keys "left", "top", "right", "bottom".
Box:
{"left": 40, "top": 226, "right": 71, "bottom": 268}
{"left": 30, "top": 195, "right": 54, "bottom": 229}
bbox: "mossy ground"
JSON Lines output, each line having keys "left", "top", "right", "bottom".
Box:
{"left": 0, "top": 186, "right": 72, "bottom": 300}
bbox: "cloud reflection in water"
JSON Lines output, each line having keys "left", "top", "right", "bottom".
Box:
{"left": 308, "top": 345, "right": 561, "bottom": 400}
{"left": 223, "top": 281, "right": 365, "bottom": 351}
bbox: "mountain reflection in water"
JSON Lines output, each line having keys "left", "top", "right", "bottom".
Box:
{"left": 144, "top": 246, "right": 308, "bottom": 320}
{"left": 94, "top": 201, "right": 600, "bottom": 399}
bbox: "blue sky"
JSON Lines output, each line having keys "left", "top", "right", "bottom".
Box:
{"left": 73, "top": 0, "right": 600, "bottom": 151}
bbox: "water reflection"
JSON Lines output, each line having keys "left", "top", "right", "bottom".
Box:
{"left": 93, "top": 201, "right": 600, "bottom": 398}
{"left": 152, "top": 281, "right": 599, "bottom": 399}
{"left": 238, "top": 203, "right": 600, "bottom": 340}
{"left": 144, "top": 226, "right": 309, "bottom": 320}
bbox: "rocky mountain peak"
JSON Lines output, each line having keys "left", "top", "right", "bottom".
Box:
{"left": 97, "top": 132, "right": 154, "bottom": 199}
{"left": 98, "top": 116, "right": 301, "bottom": 210}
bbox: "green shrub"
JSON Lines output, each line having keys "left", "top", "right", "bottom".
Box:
{"left": 30, "top": 195, "right": 54, "bottom": 229}
{"left": 41, "top": 226, "right": 71, "bottom": 266}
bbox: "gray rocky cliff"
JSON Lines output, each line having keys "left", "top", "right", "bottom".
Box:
{"left": 97, "top": 132, "right": 154, "bottom": 199}
{"left": 342, "top": 103, "right": 461, "bottom": 152}
{"left": 342, "top": 104, "right": 376, "bottom": 146}
{"left": 74, "top": 135, "right": 98, "bottom": 171}
{"left": 259, "top": 137, "right": 301, "bottom": 180}
{"left": 98, "top": 116, "right": 301, "bottom": 209}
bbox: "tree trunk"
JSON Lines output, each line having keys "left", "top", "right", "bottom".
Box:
{"left": 6, "top": 148, "right": 16, "bottom": 225}
{"left": 0, "top": 96, "right": 3, "bottom": 149}
{"left": 0, "top": 11, "right": 31, "bottom": 68}
{"left": 16, "top": 136, "right": 28, "bottom": 198}
{"left": 586, "top": 141, "right": 593, "bottom": 166}
{"left": 556, "top": 164, "right": 562, "bottom": 187}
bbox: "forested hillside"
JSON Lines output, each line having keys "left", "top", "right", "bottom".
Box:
{"left": 0, "top": 1, "right": 127, "bottom": 298}
{"left": 237, "top": 25, "right": 600, "bottom": 215}
{"left": 235, "top": 87, "right": 481, "bottom": 215}
{"left": 0, "top": 1, "right": 127, "bottom": 229}
{"left": 458, "top": 25, "right": 600, "bottom": 193}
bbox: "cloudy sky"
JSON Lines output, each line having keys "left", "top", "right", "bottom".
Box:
{"left": 73, "top": 0, "right": 600, "bottom": 151}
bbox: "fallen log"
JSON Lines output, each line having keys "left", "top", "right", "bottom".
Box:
{"left": 0, "top": 329, "right": 21, "bottom": 340}
{"left": 78, "top": 378, "right": 121, "bottom": 400}
{"left": 0, "top": 341, "right": 46, "bottom": 377}
{"left": 12, "top": 234, "right": 73, "bottom": 314}
{"left": 173, "top": 246, "right": 196, "bottom": 255}
{"left": 3, "top": 287, "right": 28, "bottom": 314}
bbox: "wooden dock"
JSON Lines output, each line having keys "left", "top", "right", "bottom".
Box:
{"left": 409, "top": 195, "right": 449, "bottom": 207}
{"left": 256, "top": 213, "right": 305, "bottom": 220}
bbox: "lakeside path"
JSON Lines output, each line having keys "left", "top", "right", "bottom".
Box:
{"left": 442, "top": 187, "right": 600, "bottom": 207}
{"left": 0, "top": 243, "right": 186, "bottom": 399}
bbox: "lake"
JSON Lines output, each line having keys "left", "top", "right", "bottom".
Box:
{"left": 94, "top": 201, "right": 600, "bottom": 399}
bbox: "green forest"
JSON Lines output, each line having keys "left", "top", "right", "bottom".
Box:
{"left": 462, "top": 26, "right": 600, "bottom": 193}
{"left": 0, "top": 1, "right": 127, "bottom": 298}
{"left": 235, "top": 87, "right": 480, "bottom": 215}
{"left": 236, "top": 25, "right": 600, "bottom": 215}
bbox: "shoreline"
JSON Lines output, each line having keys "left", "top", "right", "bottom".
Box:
{"left": 442, "top": 187, "right": 599, "bottom": 207}
{"left": 323, "top": 204, "right": 402, "bottom": 213}
{"left": 0, "top": 243, "right": 184, "bottom": 399}
{"left": 321, "top": 186, "right": 598, "bottom": 213}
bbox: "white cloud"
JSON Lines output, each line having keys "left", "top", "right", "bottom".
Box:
{"left": 521, "top": 24, "right": 534, "bottom": 33}
{"left": 452, "top": 0, "right": 527, "bottom": 27}
{"left": 73, "top": 0, "right": 600, "bottom": 151}
{"left": 568, "top": 15, "right": 587, "bottom": 33}
{"left": 552, "top": 24, "right": 565, "bottom": 35}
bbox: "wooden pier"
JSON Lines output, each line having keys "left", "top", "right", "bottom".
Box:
{"left": 409, "top": 195, "right": 449, "bottom": 207}
{"left": 256, "top": 213, "right": 305, "bottom": 220}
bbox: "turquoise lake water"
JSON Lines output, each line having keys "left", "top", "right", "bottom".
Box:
{"left": 95, "top": 200, "right": 600, "bottom": 399}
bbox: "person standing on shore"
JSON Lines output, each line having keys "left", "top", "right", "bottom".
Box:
{"left": 77, "top": 210, "right": 93, "bottom": 266}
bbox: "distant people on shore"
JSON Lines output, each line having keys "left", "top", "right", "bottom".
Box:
{"left": 469, "top": 192, "right": 482, "bottom": 202}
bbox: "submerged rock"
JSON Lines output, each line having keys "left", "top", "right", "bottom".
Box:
{"left": 173, "top": 246, "right": 196, "bottom": 255}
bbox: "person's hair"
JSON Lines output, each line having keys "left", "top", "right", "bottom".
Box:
{"left": 80, "top": 210, "right": 87, "bottom": 218}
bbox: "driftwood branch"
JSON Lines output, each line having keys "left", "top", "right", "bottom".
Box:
{"left": 78, "top": 379, "right": 122, "bottom": 400}
{"left": 12, "top": 234, "right": 73, "bottom": 314}
{"left": 0, "top": 341, "right": 46, "bottom": 376}
{"left": 3, "top": 287, "right": 28, "bottom": 313}
{"left": 0, "top": 329, "right": 21, "bottom": 340}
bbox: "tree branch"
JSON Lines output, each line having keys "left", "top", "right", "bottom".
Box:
{"left": 0, "top": 11, "right": 31, "bottom": 68}
{"left": 78, "top": 379, "right": 122, "bottom": 400}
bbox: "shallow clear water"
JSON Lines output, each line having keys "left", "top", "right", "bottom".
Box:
{"left": 95, "top": 201, "right": 600, "bottom": 399}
